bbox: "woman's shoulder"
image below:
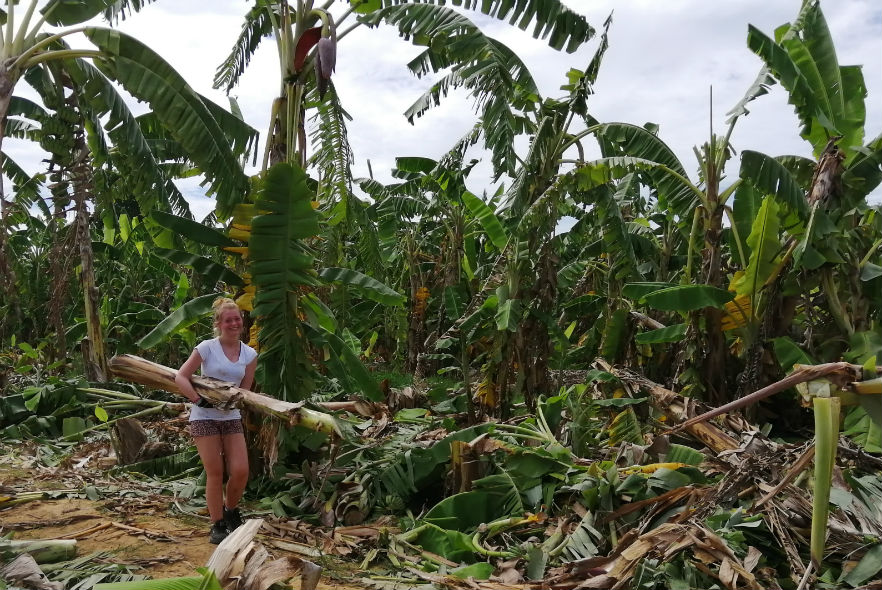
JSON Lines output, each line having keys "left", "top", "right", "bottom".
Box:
{"left": 242, "top": 342, "right": 258, "bottom": 363}
{"left": 195, "top": 338, "right": 219, "bottom": 356}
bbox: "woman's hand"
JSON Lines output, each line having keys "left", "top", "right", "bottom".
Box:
{"left": 195, "top": 395, "right": 214, "bottom": 408}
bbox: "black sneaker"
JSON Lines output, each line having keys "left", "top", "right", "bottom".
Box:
{"left": 209, "top": 520, "right": 229, "bottom": 544}
{"left": 224, "top": 506, "right": 243, "bottom": 531}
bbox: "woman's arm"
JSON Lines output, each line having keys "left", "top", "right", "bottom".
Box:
{"left": 174, "top": 349, "right": 204, "bottom": 403}
{"left": 240, "top": 357, "right": 257, "bottom": 391}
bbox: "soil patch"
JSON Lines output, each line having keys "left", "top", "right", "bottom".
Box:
{"left": 1, "top": 440, "right": 365, "bottom": 588}
{"left": 2, "top": 497, "right": 216, "bottom": 578}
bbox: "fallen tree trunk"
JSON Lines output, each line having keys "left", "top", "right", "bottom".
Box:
{"left": 596, "top": 360, "right": 740, "bottom": 454}
{"left": 668, "top": 362, "right": 867, "bottom": 436}
{"left": 110, "top": 417, "right": 173, "bottom": 465}
{"left": 108, "top": 354, "right": 340, "bottom": 437}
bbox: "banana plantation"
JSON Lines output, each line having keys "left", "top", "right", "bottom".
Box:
{"left": 1, "top": 0, "right": 881, "bottom": 589}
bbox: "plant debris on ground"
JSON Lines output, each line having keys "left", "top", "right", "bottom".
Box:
{"left": 2, "top": 360, "right": 881, "bottom": 590}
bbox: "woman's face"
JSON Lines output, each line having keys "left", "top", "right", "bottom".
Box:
{"left": 217, "top": 308, "right": 243, "bottom": 338}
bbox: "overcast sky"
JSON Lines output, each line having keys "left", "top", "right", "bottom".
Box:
{"left": 6, "top": 0, "right": 881, "bottom": 217}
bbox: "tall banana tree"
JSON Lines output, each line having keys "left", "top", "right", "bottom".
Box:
{"left": 737, "top": 0, "right": 880, "bottom": 363}
{"left": 204, "top": 0, "right": 597, "bottom": 402}
{"left": 0, "top": 0, "right": 254, "bottom": 343}
{"left": 358, "top": 139, "right": 484, "bottom": 374}
{"left": 562, "top": 0, "right": 880, "bottom": 409}
{"left": 457, "top": 17, "right": 614, "bottom": 417}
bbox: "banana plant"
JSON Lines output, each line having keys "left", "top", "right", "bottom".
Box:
{"left": 561, "top": 1, "right": 877, "bottom": 404}
{"left": 202, "top": 0, "right": 598, "bottom": 407}
{"left": 0, "top": 1, "right": 257, "bottom": 361}
{"left": 445, "top": 17, "right": 614, "bottom": 417}
{"left": 0, "top": 1, "right": 254, "bottom": 324}
{"left": 735, "top": 0, "right": 881, "bottom": 366}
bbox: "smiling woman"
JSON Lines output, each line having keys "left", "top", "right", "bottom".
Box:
{"left": 173, "top": 296, "right": 257, "bottom": 544}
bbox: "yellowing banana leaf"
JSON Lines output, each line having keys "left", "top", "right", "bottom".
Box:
{"left": 721, "top": 294, "right": 752, "bottom": 331}
{"left": 608, "top": 406, "right": 643, "bottom": 445}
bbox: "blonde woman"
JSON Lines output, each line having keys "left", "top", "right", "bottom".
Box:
{"left": 175, "top": 297, "right": 258, "bottom": 544}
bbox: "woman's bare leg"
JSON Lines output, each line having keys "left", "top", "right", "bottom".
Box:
{"left": 194, "top": 434, "right": 225, "bottom": 522}
{"left": 221, "top": 432, "right": 249, "bottom": 509}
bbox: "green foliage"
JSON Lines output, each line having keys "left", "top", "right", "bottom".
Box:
{"left": 136, "top": 294, "right": 222, "bottom": 349}
{"left": 249, "top": 162, "right": 321, "bottom": 401}
{"left": 409, "top": 524, "right": 478, "bottom": 563}
{"left": 747, "top": 1, "right": 866, "bottom": 162}
{"left": 732, "top": 196, "right": 782, "bottom": 315}
{"left": 84, "top": 27, "right": 256, "bottom": 216}
{"left": 318, "top": 267, "right": 405, "bottom": 306}
{"left": 462, "top": 191, "right": 508, "bottom": 250}
{"left": 640, "top": 285, "right": 734, "bottom": 313}
{"left": 94, "top": 568, "right": 221, "bottom": 590}
{"left": 738, "top": 151, "right": 809, "bottom": 221}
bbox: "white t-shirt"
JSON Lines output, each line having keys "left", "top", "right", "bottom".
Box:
{"left": 188, "top": 338, "right": 258, "bottom": 422}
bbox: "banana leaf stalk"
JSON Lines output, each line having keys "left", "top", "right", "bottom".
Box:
{"left": 77, "top": 387, "right": 172, "bottom": 413}
{"left": 78, "top": 387, "right": 143, "bottom": 401}
{"left": 62, "top": 402, "right": 181, "bottom": 440}
{"left": 472, "top": 516, "right": 539, "bottom": 558}
{"left": 0, "top": 539, "right": 77, "bottom": 564}
{"left": 108, "top": 354, "right": 340, "bottom": 437}
{"left": 810, "top": 396, "right": 841, "bottom": 570}
{"left": 849, "top": 377, "right": 882, "bottom": 395}
{"left": 0, "top": 490, "right": 79, "bottom": 509}
{"left": 98, "top": 400, "right": 168, "bottom": 411}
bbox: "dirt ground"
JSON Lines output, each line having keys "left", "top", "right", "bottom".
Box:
{"left": 0, "top": 442, "right": 366, "bottom": 589}
{"left": 1, "top": 496, "right": 215, "bottom": 577}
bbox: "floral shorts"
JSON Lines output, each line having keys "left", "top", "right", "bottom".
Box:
{"left": 189, "top": 419, "right": 244, "bottom": 438}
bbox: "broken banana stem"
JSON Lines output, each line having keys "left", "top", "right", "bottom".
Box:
{"left": 849, "top": 377, "right": 881, "bottom": 395}
{"left": 108, "top": 354, "right": 341, "bottom": 437}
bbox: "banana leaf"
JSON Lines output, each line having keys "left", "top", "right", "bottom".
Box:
{"left": 136, "top": 294, "right": 221, "bottom": 349}
{"left": 641, "top": 285, "right": 734, "bottom": 312}
{"left": 462, "top": 190, "right": 508, "bottom": 250}
{"left": 635, "top": 323, "right": 687, "bottom": 344}
{"left": 318, "top": 267, "right": 405, "bottom": 306}
{"left": 150, "top": 211, "right": 237, "bottom": 248}
{"left": 154, "top": 248, "right": 244, "bottom": 286}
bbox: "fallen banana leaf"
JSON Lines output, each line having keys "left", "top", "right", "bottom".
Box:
{"left": 94, "top": 570, "right": 221, "bottom": 590}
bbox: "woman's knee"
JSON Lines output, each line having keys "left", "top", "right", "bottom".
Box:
{"left": 229, "top": 460, "right": 249, "bottom": 485}
{"left": 204, "top": 464, "right": 225, "bottom": 481}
